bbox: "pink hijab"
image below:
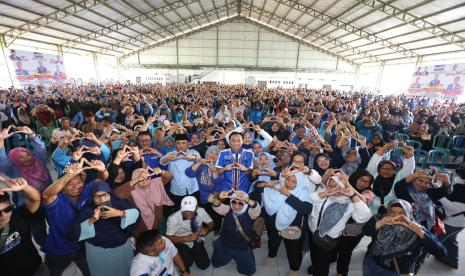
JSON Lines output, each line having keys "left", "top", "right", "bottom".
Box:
{"left": 8, "top": 147, "right": 50, "bottom": 192}
{"left": 131, "top": 168, "right": 174, "bottom": 229}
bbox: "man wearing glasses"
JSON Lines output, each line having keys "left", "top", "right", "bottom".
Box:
{"left": 0, "top": 177, "right": 43, "bottom": 275}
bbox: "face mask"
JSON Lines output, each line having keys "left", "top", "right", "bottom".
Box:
{"left": 111, "top": 139, "right": 122, "bottom": 151}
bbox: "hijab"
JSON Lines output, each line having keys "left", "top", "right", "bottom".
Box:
{"left": 319, "top": 176, "right": 351, "bottom": 237}
{"left": 372, "top": 160, "right": 396, "bottom": 200}
{"left": 263, "top": 172, "right": 311, "bottom": 230}
{"left": 369, "top": 199, "right": 418, "bottom": 262}
{"left": 162, "top": 136, "right": 176, "bottom": 154}
{"left": 130, "top": 169, "right": 174, "bottom": 229}
{"left": 340, "top": 148, "right": 361, "bottom": 176}
{"left": 313, "top": 153, "right": 331, "bottom": 176}
{"left": 8, "top": 147, "right": 50, "bottom": 192}
{"left": 230, "top": 191, "right": 249, "bottom": 216}
{"left": 407, "top": 184, "right": 435, "bottom": 229}
{"left": 349, "top": 170, "right": 374, "bottom": 193}
{"left": 243, "top": 129, "right": 255, "bottom": 149}
{"left": 77, "top": 181, "right": 136, "bottom": 248}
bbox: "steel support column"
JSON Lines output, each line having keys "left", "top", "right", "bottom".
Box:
{"left": 92, "top": 52, "right": 100, "bottom": 82}
{"left": 375, "top": 61, "right": 386, "bottom": 92}
{"left": 0, "top": 35, "right": 14, "bottom": 87}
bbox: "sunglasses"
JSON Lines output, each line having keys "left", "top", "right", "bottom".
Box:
{"left": 93, "top": 192, "right": 110, "bottom": 199}
{"left": 231, "top": 200, "right": 244, "bottom": 206}
{"left": 0, "top": 205, "right": 14, "bottom": 215}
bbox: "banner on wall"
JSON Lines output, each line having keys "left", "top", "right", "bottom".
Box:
{"left": 408, "top": 63, "right": 464, "bottom": 100}
{"left": 6, "top": 49, "right": 67, "bottom": 87}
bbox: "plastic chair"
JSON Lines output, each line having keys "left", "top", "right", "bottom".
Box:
{"left": 406, "top": 140, "right": 422, "bottom": 150}
{"left": 414, "top": 149, "right": 428, "bottom": 170}
{"left": 428, "top": 149, "right": 449, "bottom": 169}
{"left": 451, "top": 135, "right": 465, "bottom": 161}
{"left": 12, "top": 134, "right": 32, "bottom": 150}
{"left": 389, "top": 148, "right": 405, "bottom": 170}
{"left": 432, "top": 134, "right": 452, "bottom": 153}
{"left": 395, "top": 133, "right": 409, "bottom": 142}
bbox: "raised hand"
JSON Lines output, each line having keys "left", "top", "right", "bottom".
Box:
{"left": 0, "top": 126, "right": 17, "bottom": 140}
{"left": 17, "top": 126, "right": 35, "bottom": 136}
{"left": 0, "top": 177, "right": 29, "bottom": 195}
{"left": 85, "top": 160, "right": 106, "bottom": 172}
{"left": 402, "top": 145, "right": 414, "bottom": 158}
{"left": 218, "top": 191, "right": 230, "bottom": 199}
{"left": 234, "top": 191, "right": 249, "bottom": 202}
{"left": 341, "top": 186, "right": 355, "bottom": 197}
{"left": 100, "top": 206, "right": 124, "bottom": 219}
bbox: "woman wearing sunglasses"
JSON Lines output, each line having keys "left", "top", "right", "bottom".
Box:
{"left": 0, "top": 177, "right": 42, "bottom": 276}
{"left": 209, "top": 190, "right": 261, "bottom": 276}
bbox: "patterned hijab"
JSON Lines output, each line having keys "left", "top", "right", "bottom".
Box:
{"left": 8, "top": 147, "right": 50, "bottom": 192}
{"left": 369, "top": 199, "right": 418, "bottom": 262}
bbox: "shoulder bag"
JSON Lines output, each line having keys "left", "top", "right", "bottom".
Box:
{"left": 312, "top": 198, "right": 339, "bottom": 250}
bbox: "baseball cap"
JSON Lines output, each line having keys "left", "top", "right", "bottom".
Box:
{"left": 180, "top": 196, "right": 197, "bottom": 212}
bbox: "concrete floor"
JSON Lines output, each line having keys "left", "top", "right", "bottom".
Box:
{"left": 57, "top": 230, "right": 465, "bottom": 276}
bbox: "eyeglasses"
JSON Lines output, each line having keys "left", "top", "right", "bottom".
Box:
{"left": 138, "top": 139, "right": 151, "bottom": 143}
{"left": 0, "top": 205, "right": 14, "bottom": 215}
{"left": 231, "top": 200, "right": 244, "bottom": 206}
{"left": 379, "top": 166, "right": 395, "bottom": 171}
{"left": 93, "top": 192, "right": 110, "bottom": 199}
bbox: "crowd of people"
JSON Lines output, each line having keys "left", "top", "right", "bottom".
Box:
{"left": 0, "top": 83, "right": 464, "bottom": 276}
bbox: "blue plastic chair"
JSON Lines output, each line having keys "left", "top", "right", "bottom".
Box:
{"left": 406, "top": 140, "right": 422, "bottom": 150}
{"left": 414, "top": 149, "right": 428, "bottom": 170}
{"left": 390, "top": 148, "right": 405, "bottom": 170}
{"left": 12, "top": 134, "right": 32, "bottom": 150}
{"left": 428, "top": 149, "right": 449, "bottom": 169}
{"left": 395, "top": 133, "right": 409, "bottom": 142}
{"left": 432, "top": 134, "right": 452, "bottom": 153}
{"left": 451, "top": 135, "right": 465, "bottom": 161}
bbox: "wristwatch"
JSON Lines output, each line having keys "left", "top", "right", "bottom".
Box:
{"left": 350, "top": 194, "right": 357, "bottom": 199}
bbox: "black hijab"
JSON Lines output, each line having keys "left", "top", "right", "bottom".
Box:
{"left": 349, "top": 170, "right": 374, "bottom": 193}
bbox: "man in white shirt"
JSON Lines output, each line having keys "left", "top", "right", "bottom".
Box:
{"left": 51, "top": 117, "right": 78, "bottom": 145}
{"left": 166, "top": 196, "right": 214, "bottom": 273}
{"left": 131, "top": 229, "right": 190, "bottom": 276}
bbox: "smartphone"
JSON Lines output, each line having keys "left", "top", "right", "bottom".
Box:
{"left": 99, "top": 201, "right": 111, "bottom": 211}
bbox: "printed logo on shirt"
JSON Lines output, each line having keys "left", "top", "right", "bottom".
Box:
{"left": 0, "top": 231, "right": 21, "bottom": 254}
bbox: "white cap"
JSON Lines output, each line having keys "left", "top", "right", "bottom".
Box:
{"left": 180, "top": 196, "right": 197, "bottom": 212}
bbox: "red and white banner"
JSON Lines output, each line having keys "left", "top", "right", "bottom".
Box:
{"left": 6, "top": 49, "right": 67, "bottom": 87}
{"left": 408, "top": 63, "right": 464, "bottom": 100}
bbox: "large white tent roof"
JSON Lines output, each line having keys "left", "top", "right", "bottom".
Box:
{"left": 1, "top": 0, "right": 465, "bottom": 65}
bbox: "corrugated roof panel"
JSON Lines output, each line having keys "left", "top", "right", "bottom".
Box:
{"left": 339, "top": 5, "right": 377, "bottom": 23}
{"left": 375, "top": 25, "right": 424, "bottom": 41}
{"left": 44, "top": 22, "right": 90, "bottom": 36}
{"left": 407, "top": 0, "right": 465, "bottom": 17}
{"left": 402, "top": 38, "right": 448, "bottom": 50}
{"left": 416, "top": 44, "right": 464, "bottom": 55}
{"left": 386, "top": 31, "right": 435, "bottom": 45}
{"left": 324, "top": 0, "right": 358, "bottom": 17}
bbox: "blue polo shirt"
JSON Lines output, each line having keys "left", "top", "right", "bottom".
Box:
{"left": 215, "top": 148, "right": 254, "bottom": 193}
{"left": 143, "top": 153, "right": 162, "bottom": 169}
{"left": 42, "top": 186, "right": 90, "bottom": 255}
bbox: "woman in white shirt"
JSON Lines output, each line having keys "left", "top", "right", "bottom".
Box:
{"left": 307, "top": 174, "right": 372, "bottom": 276}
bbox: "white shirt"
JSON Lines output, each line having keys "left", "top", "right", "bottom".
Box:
{"left": 130, "top": 237, "right": 178, "bottom": 276}
{"left": 166, "top": 207, "right": 213, "bottom": 248}
{"left": 308, "top": 190, "right": 372, "bottom": 238}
